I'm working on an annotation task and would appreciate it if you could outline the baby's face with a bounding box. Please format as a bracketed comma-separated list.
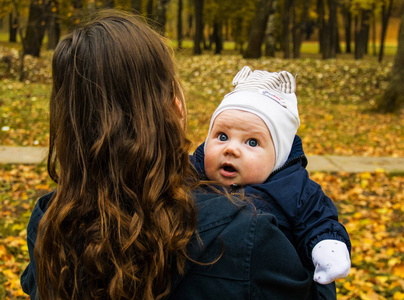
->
[204, 110, 275, 187]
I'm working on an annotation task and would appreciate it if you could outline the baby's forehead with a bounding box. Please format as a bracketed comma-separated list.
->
[213, 110, 271, 136]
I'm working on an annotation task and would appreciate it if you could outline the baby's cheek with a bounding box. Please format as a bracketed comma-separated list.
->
[204, 154, 216, 180]
[250, 163, 273, 184]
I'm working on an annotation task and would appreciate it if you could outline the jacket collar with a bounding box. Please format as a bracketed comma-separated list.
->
[169, 191, 246, 297]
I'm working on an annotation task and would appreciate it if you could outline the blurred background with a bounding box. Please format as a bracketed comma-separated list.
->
[0, 0, 403, 299]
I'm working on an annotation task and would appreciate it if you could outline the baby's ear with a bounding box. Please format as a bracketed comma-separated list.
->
[232, 66, 252, 86]
[279, 71, 296, 93]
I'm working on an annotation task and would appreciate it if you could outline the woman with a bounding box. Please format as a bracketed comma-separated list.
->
[21, 9, 318, 299]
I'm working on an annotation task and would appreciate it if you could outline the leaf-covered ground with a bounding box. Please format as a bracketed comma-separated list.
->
[1, 46, 403, 156]
[1, 47, 403, 299]
[1, 166, 403, 299]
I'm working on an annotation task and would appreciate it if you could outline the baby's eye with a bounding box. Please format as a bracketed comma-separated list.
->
[218, 133, 228, 141]
[247, 139, 258, 147]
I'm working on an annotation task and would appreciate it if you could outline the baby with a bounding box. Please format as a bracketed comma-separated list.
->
[191, 66, 351, 288]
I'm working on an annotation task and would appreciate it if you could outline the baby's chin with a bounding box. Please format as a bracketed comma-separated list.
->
[220, 178, 263, 187]
[208, 173, 247, 187]
[218, 179, 245, 188]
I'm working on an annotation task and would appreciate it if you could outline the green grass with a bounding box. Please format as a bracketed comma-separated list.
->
[0, 41, 403, 157]
[169, 39, 398, 57]
[0, 82, 51, 146]
[0, 28, 398, 57]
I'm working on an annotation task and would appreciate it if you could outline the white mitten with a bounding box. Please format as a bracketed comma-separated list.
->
[312, 239, 351, 284]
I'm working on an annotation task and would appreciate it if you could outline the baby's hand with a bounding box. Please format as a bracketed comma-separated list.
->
[311, 239, 351, 284]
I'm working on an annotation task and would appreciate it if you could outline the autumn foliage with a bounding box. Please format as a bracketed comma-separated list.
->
[0, 47, 403, 299]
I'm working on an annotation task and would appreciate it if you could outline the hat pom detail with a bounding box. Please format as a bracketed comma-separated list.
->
[232, 66, 252, 86]
[279, 71, 296, 94]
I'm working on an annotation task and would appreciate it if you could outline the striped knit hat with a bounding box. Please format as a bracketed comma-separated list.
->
[205, 66, 300, 172]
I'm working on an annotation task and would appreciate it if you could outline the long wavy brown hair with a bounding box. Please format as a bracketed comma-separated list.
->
[35, 10, 197, 300]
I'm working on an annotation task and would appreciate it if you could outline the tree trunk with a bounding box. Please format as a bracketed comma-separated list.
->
[354, 13, 359, 58]
[264, 0, 278, 57]
[244, 0, 273, 59]
[317, 0, 324, 54]
[233, 17, 244, 54]
[193, 0, 204, 54]
[282, 0, 292, 58]
[71, 0, 83, 8]
[355, 9, 370, 59]
[103, 0, 114, 8]
[147, 0, 154, 20]
[11, 0, 26, 81]
[177, 0, 183, 49]
[322, 20, 331, 58]
[225, 19, 230, 40]
[322, 0, 337, 59]
[335, 8, 341, 54]
[364, 12, 370, 54]
[47, 1, 60, 50]
[185, 0, 193, 38]
[131, 0, 142, 13]
[342, 4, 351, 53]
[24, 0, 51, 57]
[377, 9, 404, 112]
[292, 0, 309, 59]
[156, 0, 170, 35]
[379, 0, 394, 62]
[202, 24, 208, 50]
[212, 20, 222, 54]
[372, 8, 377, 56]
[9, 12, 18, 43]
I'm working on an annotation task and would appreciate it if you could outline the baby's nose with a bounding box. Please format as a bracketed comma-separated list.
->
[223, 143, 241, 157]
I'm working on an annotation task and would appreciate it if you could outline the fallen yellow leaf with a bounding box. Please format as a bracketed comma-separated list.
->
[393, 263, 404, 277]
[394, 291, 404, 300]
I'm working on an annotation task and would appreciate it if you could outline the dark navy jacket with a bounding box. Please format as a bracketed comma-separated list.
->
[21, 190, 321, 299]
[191, 135, 351, 269]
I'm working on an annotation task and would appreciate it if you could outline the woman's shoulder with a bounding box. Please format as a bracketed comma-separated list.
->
[170, 192, 315, 299]
[32, 191, 54, 217]
[26, 191, 54, 238]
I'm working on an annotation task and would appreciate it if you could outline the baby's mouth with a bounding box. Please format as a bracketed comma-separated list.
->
[223, 165, 236, 172]
[220, 164, 237, 177]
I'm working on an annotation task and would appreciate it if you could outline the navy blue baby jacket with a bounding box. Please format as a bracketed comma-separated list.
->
[191, 135, 351, 269]
[21, 190, 321, 299]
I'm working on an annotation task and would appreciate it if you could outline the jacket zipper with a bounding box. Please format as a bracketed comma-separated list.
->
[270, 154, 306, 177]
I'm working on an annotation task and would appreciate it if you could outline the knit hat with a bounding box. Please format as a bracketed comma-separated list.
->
[205, 66, 300, 172]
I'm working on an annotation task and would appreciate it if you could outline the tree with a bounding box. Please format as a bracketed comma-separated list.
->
[327, 0, 338, 58]
[155, 0, 170, 35]
[264, 0, 278, 57]
[292, 0, 310, 58]
[24, 0, 52, 57]
[282, 0, 293, 58]
[10, 0, 27, 81]
[147, 0, 154, 20]
[212, 18, 222, 54]
[318, 0, 338, 59]
[341, 1, 352, 53]
[177, 0, 183, 49]
[47, 0, 60, 50]
[379, 0, 394, 62]
[317, 0, 324, 53]
[194, 0, 204, 54]
[9, 11, 18, 42]
[131, 0, 142, 13]
[244, 0, 273, 59]
[355, 8, 370, 59]
[103, 0, 114, 8]
[377, 9, 404, 112]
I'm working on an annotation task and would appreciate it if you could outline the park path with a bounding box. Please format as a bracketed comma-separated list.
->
[0, 146, 403, 173]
